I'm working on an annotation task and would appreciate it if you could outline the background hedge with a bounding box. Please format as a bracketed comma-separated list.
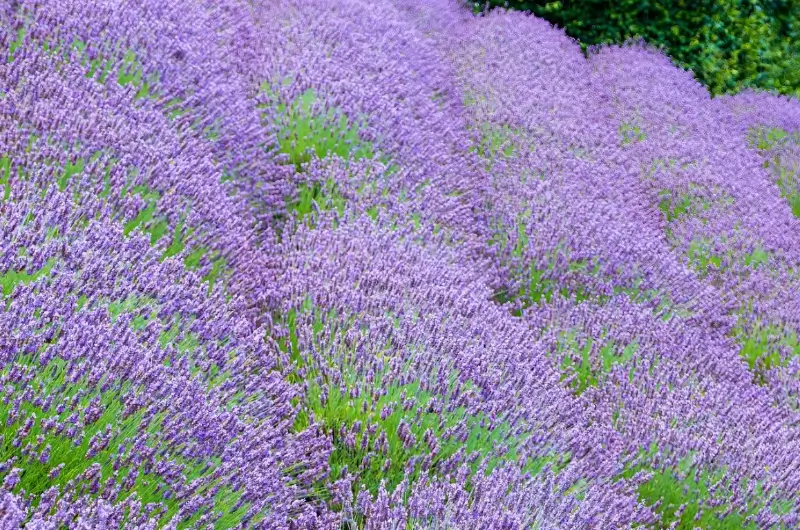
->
[477, 0, 800, 97]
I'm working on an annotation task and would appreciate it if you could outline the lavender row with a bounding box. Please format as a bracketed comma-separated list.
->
[3, 0, 800, 528]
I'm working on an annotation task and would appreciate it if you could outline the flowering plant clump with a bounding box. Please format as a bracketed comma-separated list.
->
[1, 0, 800, 528]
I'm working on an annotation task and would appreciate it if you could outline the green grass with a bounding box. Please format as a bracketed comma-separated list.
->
[612, 442, 795, 530]
[620, 121, 647, 145]
[259, 82, 389, 232]
[261, 81, 451, 239]
[631, 457, 760, 529]
[286, 179, 347, 224]
[0, 346, 181, 525]
[490, 220, 688, 322]
[4, 147, 230, 293]
[1, 155, 12, 201]
[277, 302, 548, 524]
[658, 190, 699, 224]
[261, 84, 374, 169]
[472, 122, 522, 160]
[686, 236, 769, 277]
[750, 126, 800, 218]
[0, 289, 277, 527]
[752, 127, 793, 151]
[5, 28, 232, 292]
[730, 307, 800, 385]
[0, 258, 57, 297]
[553, 329, 638, 394]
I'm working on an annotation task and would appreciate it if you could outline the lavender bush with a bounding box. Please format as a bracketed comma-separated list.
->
[1, 0, 800, 528]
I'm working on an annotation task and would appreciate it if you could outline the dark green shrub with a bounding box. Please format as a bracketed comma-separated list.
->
[478, 0, 800, 97]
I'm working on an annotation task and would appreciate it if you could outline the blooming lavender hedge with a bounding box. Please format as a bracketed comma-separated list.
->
[2, 0, 800, 528]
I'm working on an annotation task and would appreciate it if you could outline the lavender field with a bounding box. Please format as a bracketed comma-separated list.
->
[1, 0, 800, 528]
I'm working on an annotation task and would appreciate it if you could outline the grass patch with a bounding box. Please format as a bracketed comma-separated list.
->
[278, 302, 540, 517]
[750, 126, 800, 218]
[0, 258, 57, 297]
[620, 121, 646, 145]
[286, 179, 347, 223]
[472, 122, 522, 160]
[731, 309, 800, 385]
[619, 448, 766, 530]
[687, 237, 769, 277]
[0, 292, 268, 527]
[552, 329, 638, 394]
[261, 84, 373, 169]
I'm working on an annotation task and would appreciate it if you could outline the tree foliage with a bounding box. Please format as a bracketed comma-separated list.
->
[480, 0, 800, 96]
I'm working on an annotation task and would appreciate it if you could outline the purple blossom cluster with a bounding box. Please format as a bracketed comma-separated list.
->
[2, 0, 800, 528]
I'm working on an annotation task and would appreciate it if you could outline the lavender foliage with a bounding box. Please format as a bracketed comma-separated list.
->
[1, 0, 800, 528]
